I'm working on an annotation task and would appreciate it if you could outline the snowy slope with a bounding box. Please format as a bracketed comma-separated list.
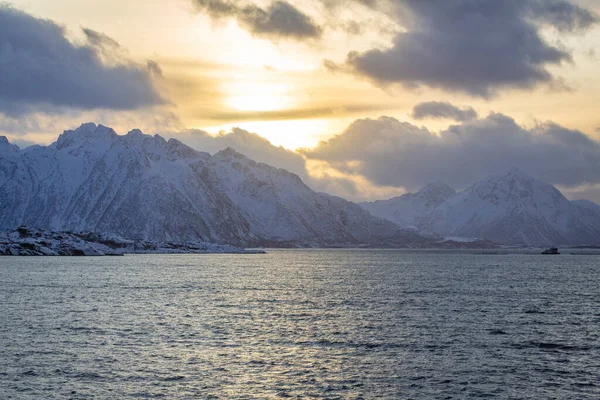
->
[571, 199, 600, 241]
[204, 148, 431, 246]
[572, 199, 600, 215]
[360, 182, 456, 227]
[419, 169, 600, 246]
[0, 124, 431, 247]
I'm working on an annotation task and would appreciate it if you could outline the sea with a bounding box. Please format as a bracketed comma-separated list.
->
[1, 249, 599, 399]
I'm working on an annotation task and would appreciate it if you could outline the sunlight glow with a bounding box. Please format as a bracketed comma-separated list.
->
[206, 118, 344, 150]
[225, 81, 293, 112]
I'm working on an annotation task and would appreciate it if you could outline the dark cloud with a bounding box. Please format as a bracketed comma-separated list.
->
[146, 61, 163, 77]
[82, 28, 120, 50]
[337, 0, 597, 97]
[412, 102, 478, 122]
[0, 6, 164, 116]
[303, 113, 600, 191]
[529, 0, 598, 30]
[193, 0, 322, 40]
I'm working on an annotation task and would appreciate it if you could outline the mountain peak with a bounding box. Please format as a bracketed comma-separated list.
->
[0, 136, 20, 154]
[414, 181, 456, 206]
[56, 123, 118, 149]
[76, 122, 97, 132]
[90, 124, 116, 137]
[126, 128, 144, 138]
[123, 129, 165, 145]
[166, 137, 200, 159]
[216, 147, 246, 159]
[471, 167, 558, 202]
[419, 181, 456, 195]
[504, 167, 531, 180]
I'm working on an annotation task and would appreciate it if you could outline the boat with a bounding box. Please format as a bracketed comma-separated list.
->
[541, 247, 560, 255]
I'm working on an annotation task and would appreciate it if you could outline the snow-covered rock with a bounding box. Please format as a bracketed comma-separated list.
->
[0, 227, 262, 256]
[0, 227, 120, 256]
[0, 124, 431, 248]
[360, 182, 456, 227]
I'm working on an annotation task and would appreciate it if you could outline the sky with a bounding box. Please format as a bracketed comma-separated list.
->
[2, 0, 600, 202]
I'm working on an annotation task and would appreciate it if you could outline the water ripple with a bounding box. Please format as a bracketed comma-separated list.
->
[1, 250, 599, 398]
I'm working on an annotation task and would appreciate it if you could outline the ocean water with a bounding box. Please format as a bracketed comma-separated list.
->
[1, 249, 599, 399]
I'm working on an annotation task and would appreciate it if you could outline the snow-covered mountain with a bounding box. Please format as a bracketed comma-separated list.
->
[419, 169, 600, 246]
[0, 123, 430, 247]
[360, 182, 456, 227]
[361, 169, 600, 246]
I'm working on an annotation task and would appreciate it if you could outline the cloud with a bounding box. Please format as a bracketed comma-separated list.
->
[193, 0, 322, 40]
[199, 103, 394, 123]
[0, 5, 164, 116]
[303, 113, 600, 191]
[412, 101, 478, 122]
[170, 127, 373, 199]
[3, 137, 37, 149]
[0, 109, 185, 148]
[175, 127, 310, 176]
[335, 0, 598, 97]
[529, 0, 598, 30]
[561, 184, 600, 204]
[82, 28, 120, 50]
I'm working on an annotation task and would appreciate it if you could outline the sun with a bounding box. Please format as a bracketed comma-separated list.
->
[224, 81, 292, 112]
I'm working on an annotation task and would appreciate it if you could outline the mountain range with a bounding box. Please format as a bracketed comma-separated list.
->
[2, 123, 599, 248]
[0, 123, 428, 248]
[361, 168, 600, 246]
